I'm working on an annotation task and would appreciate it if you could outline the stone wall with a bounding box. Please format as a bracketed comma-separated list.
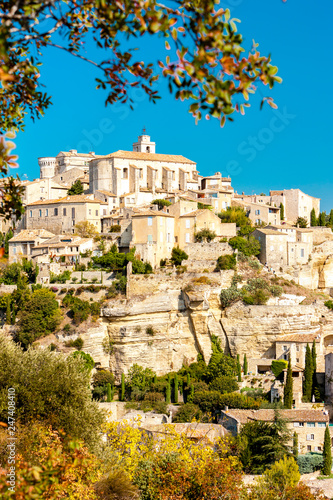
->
[184, 241, 232, 260]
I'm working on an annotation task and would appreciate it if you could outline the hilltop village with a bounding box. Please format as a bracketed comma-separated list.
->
[1, 131, 333, 460]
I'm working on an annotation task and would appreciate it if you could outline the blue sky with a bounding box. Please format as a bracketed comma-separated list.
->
[14, 0, 333, 211]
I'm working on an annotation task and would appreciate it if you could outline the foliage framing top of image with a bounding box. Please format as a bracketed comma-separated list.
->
[0, 0, 282, 135]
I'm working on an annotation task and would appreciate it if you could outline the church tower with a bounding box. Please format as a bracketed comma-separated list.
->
[132, 128, 156, 154]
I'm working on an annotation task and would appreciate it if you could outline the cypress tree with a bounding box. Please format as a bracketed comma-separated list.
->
[293, 431, 298, 458]
[311, 339, 318, 400]
[322, 425, 332, 476]
[310, 208, 317, 227]
[187, 383, 194, 403]
[6, 297, 11, 325]
[106, 383, 112, 402]
[319, 211, 327, 227]
[303, 343, 313, 402]
[153, 374, 157, 384]
[280, 203, 285, 221]
[237, 354, 242, 382]
[121, 373, 125, 401]
[186, 372, 191, 387]
[166, 380, 171, 404]
[329, 209, 333, 227]
[174, 374, 179, 404]
[243, 354, 248, 376]
[11, 304, 16, 325]
[283, 357, 293, 409]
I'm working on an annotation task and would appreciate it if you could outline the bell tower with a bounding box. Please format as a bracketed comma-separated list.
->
[132, 127, 156, 154]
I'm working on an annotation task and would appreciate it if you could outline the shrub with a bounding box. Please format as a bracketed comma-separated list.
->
[192, 276, 211, 285]
[216, 254, 236, 270]
[160, 258, 167, 267]
[50, 270, 71, 284]
[194, 228, 216, 242]
[171, 247, 188, 266]
[209, 376, 238, 394]
[229, 235, 260, 256]
[297, 453, 323, 474]
[92, 369, 115, 388]
[271, 359, 288, 378]
[257, 456, 300, 494]
[270, 285, 283, 297]
[173, 403, 202, 423]
[151, 199, 172, 210]
[109, 224, 121, 232]
[65, 337, 84, 349]
[193, 390, 261, 413]
[146, 326, 155, 336]
[325, 300, 333, 311]
[220, 286, 242, 308]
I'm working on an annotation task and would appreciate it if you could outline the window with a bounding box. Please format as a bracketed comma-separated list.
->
[315, 446, 322, 452]
[95, 210, 98, 216]
[39, 209, 42, 217]
[103, 209, 106, 215]
[45, 209, 48, 217]
[123, 168, 128, 179]
[293, 422, 304, 427]
[148, 217, 152, 226]
[300, 248, 305, 257]
[147, 234, 153, 242]
[255, 209, 260, 215]
[296, 358, 299, 363]
[89, 209, 92, 215]
[296, 345, 300, 351]
[306, 434, 315, 441]
[41, 187, 44, 193]
[29, 210, 32, 217]
[185, 233, 190, 243]
[318, 422, 326, 427]
[54, 208, 58, 216]
[307, 445, 312, 452]
[63, 208, 66, 216]
[167, 233, 171, 243]
[283, 354, 288, 360]
[13, 247, 16, 254]
[307, 422, 315, 427]
[72, 208, 75, 218]
[283, 346, 288, 351]
[186, 219, 191, 229]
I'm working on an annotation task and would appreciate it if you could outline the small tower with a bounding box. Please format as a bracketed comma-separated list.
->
[132, 128, 156, 154]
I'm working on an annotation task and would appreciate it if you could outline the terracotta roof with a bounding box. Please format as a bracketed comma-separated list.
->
[224, 409, 329, 424]
[254, 228, 289, 236]
[96, 190, 117, 197]
[33, 236, 92, 249]
[132, 210, 174, 218]
[179, 209, 211, 218]
[276, 333, 321, 343]
[104, 150, 196, 164]
[27, 195, 107, 206]
[10, 229, 55, 242]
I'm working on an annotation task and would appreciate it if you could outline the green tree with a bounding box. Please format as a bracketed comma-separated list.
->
[121, 373, 125, 402]
[205, 336, 236, 382]
[0, 335, 104, 451]
[166, 380, 171, 405]
[171, 247, 188, 266]
[237, 354, 242, 382]
[257, 455, 300, 495]
[271, 359, 288, 378]
[106, 382, 112, 402]
[4, 228, 13, 255]
[303, 343, 313, 402]
[216, 254, 236, 271]
[15, 288, 62, 347]
[67, 179, 84, 195]
[72, 351, 95, 371]
[228, 235, 260, 257]
[310, 208, 317, 227]
[280, 202, 285, 221]
[209, 375, 238, 394]
[5, 296, 11, 325]
[174, 374, 179, 404]
[283, 357, 293, 409]
[322, 425, 332, 475]
[318, 211, 327, 227]
[151, 199, 172, 210]
[296, 217, 308, 228]
[293, 431, 299, 459]
[243, 354, 248, 376]
[218, 207, 253, 235]
[328, 209, 333, 227]
[194, 228, 216, 242]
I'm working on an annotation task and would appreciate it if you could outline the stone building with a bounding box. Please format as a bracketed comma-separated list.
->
[30, 235, 93, 265]
[8, 229, 55, 264]
[195, 188, 233, 213]
[39, 150, 100, 179]
[177, 209, 229, 248]
[201, 172, 232, 190]
[25, 195, 106, 234]
[89, 132, 200, 197]
[131, 210, 175, 268]
[232, 199, 280, 226]
[252, 228, 288, 267]
[219, 409, 329, 454]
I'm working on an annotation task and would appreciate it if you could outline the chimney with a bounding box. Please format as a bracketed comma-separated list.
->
[69, 149, 77, 154]
[89, 151, 95, 155]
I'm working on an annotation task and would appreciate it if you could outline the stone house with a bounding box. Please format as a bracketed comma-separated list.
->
[201, 172, 232, 191]
[8, 229, 55, 264]
[25, 195, 106, 234]
[95, 189, 118, 214]
[131, 210, 175, 268]
[39, 150, 101, 179]
[232, 199, 280, 226]
[89, 133, 199, 196]
[219, 409, 329, 454]
[196, 188, 233, 213]
[30, 235, 93, 266]
[252, 228, 289, 267]
[177, 209, 224, 248]
[275, 333, 323, 373]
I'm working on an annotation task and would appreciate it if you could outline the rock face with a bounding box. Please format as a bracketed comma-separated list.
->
[98, 273, 333, 380]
